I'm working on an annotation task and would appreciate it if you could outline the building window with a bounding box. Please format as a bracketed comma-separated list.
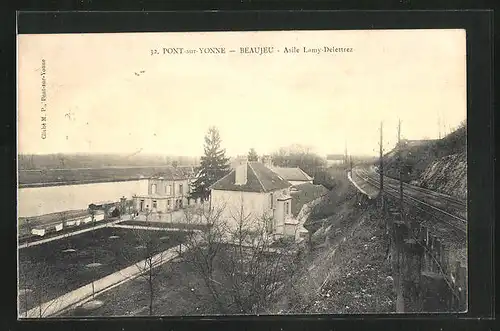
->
[179, 184, 184, 195]
[166, 185, 171, 195]
[284, 201, 289, 215]
[153, 200, 157, 209]
[270, 193, 274, 209]
[151, 184, 157, 194]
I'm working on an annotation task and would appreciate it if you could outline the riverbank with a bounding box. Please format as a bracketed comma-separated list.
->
[18, 177, 147, 189]
[18, 165, 195, 188]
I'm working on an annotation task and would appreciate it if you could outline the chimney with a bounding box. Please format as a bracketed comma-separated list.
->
[235, 156, 248, 185]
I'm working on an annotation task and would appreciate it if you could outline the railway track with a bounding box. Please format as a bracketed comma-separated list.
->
[370, 168, 466, 210]
[352, 168, 467, 234]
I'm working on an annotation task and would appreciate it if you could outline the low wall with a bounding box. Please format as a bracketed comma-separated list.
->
[386, 209, 467, 312]
[30, 212, 106, 237]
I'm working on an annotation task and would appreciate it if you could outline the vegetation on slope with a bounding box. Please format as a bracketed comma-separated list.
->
[274, 181, 395, 314]
[381, 122, 466, 184]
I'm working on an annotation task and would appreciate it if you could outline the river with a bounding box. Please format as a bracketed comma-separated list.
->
[18, 180, 149, 218]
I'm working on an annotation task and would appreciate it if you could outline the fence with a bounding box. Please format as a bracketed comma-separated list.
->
[387, 207, 467, 312]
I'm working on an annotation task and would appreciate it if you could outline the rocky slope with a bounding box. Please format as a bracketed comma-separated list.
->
[381, 123, 466, 200]
[415, 152, 467, 200]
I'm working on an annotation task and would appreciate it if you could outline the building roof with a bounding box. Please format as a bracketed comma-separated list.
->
[270, 166, 313, 182]
[290, 183, 329, 217]
[151, 166, 193, 180]
[210, 161, 292, 193]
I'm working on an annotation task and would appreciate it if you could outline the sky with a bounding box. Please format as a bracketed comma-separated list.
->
[17, 30, 466, 157]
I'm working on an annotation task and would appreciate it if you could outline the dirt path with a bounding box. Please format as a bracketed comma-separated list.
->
[22, 237, 197, 318]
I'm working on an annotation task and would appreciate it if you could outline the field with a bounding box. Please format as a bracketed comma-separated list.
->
[18, 166, 180, 187]
[18, 227, 188, 313]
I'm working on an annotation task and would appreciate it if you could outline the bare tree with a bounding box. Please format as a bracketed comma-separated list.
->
[219, 205, 300, 314]
[180, 203, 229, 313]
[19, 256, 64, 318]
[181, 201, 301, 314]
[87, 209, 98, 298]
[123, 208, 167, 315]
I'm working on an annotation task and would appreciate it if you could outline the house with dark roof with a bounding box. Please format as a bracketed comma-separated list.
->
[132, 166, 198, 215]
[269, 166, 313, 186]
[210, 157, 298, 237]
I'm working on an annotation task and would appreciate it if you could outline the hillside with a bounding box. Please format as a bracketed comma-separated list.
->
[273, 174, 395, 314]
[415, 152, 467, 200]
[381, 123, 466, 183]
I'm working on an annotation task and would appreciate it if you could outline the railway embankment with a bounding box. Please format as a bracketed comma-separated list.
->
[272, 171, 396, 314]
[343, 167, 467, 312]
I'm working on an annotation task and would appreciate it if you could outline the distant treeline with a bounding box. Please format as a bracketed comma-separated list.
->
[18, 153, 200, 170]
[270, 147, 374, 190]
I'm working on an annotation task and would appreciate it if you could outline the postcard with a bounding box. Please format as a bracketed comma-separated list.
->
[17, 29, 467, 318]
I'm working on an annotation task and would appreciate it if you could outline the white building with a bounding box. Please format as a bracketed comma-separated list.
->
[132, 166, 197, 214]
[210, 158, 298, 237]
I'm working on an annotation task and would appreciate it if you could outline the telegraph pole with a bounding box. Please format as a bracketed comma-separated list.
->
[379, 122, 384, 211]
[395, 119, 405, 313]
[437, 115, 442, 139]
[397, 119, 405, 224]
[344, 141, 348, 167]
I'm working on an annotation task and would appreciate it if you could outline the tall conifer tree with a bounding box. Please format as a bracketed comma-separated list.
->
[190, 126, 230, 201]
[247, 148, 259, 161]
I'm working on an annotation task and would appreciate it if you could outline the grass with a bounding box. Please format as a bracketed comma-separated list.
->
[281, 203, 395, 314]
[62, 244, 295, 317]
[63, 256, 216, 317]
[18, 227, 188, 313]
[310, 212, 396, 314]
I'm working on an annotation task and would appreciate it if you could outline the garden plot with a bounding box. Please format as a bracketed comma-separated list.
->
[18, 227, 188, 314]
